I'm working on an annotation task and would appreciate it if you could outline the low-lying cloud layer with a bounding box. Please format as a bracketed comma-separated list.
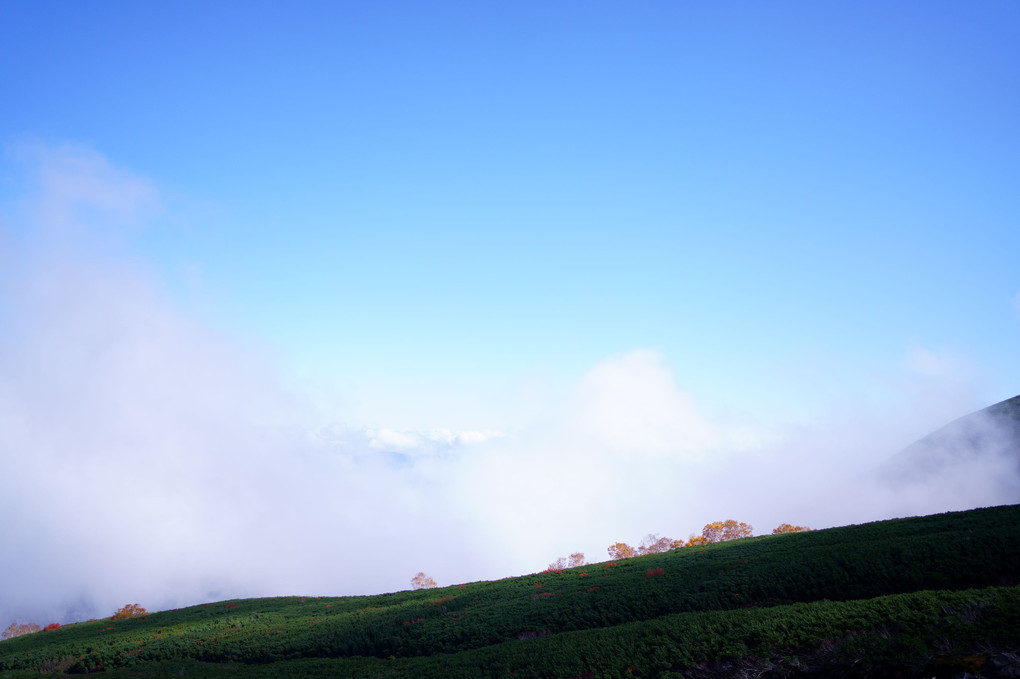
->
[1, 145, 1016, 628]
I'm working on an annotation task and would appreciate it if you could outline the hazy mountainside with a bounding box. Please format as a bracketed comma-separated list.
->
[2, 505, 1019, 678]
[884, 394, 1020, 489]
[907, 394, 1020, 461]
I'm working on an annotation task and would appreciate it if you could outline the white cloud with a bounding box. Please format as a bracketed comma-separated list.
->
[566, 349, 717, 458]
[906, 345, 955, 377]
[35, 145, 157, 213]
[2, 144, 1015, 629]
[0, 146, 498, 626]
[361, 426, 505, 452]
[369, 428, 421, 450]
[9, 142, 161, 243]
[448, 429, 503, 445]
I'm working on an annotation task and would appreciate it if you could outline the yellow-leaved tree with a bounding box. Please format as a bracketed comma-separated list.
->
[772, 523, 811, 534]
[111, 604, 147, 620]
[701, 519, 753, 543]
[607, 542, 635, 559]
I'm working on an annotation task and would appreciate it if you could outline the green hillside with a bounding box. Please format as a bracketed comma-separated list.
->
[2, 504, 1019, 678]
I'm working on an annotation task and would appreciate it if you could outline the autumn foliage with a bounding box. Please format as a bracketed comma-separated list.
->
[2, 622, 40, 639]
[111, 604, 148, 620]
[411, 572, 438, 590]
[607, 542, 636, 559]
[607, 519, 763, 559]
[700, 520, 754, 543]
[773, 523, 812, 534]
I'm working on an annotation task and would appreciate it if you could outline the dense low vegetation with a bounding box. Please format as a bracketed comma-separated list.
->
[2, 504, 1019, 677]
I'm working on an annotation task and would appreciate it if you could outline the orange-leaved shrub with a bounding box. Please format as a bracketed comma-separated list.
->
[111, 604, 148, 620]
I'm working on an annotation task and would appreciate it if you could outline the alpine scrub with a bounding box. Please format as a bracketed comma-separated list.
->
[1, 504, 1018, 677]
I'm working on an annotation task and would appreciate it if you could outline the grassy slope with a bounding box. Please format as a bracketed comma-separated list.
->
[2, 504, 1019, 678]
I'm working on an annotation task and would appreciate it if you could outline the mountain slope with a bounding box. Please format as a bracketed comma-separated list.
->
[884, 394, 1020, 492]
[2, 504, 1019, 678]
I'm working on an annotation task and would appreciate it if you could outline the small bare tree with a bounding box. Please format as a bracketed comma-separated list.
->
[637, 534, 675, 555]
[411, 572, 437, 590]
[2, 622, 41, 639]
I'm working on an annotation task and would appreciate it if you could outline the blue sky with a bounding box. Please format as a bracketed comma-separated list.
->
[1, 2, 1019, 624]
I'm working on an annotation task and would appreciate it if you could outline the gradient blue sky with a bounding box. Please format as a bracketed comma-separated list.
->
[5, 2, 1019, 417]
[1, 2, 1019, 623]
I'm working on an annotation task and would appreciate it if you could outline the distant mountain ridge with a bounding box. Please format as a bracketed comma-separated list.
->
[983, 393, 1020, 439]
[886, 394, 1020, 490]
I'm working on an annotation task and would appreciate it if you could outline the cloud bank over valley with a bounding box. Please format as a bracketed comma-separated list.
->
[0, 146, 1017, 628]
